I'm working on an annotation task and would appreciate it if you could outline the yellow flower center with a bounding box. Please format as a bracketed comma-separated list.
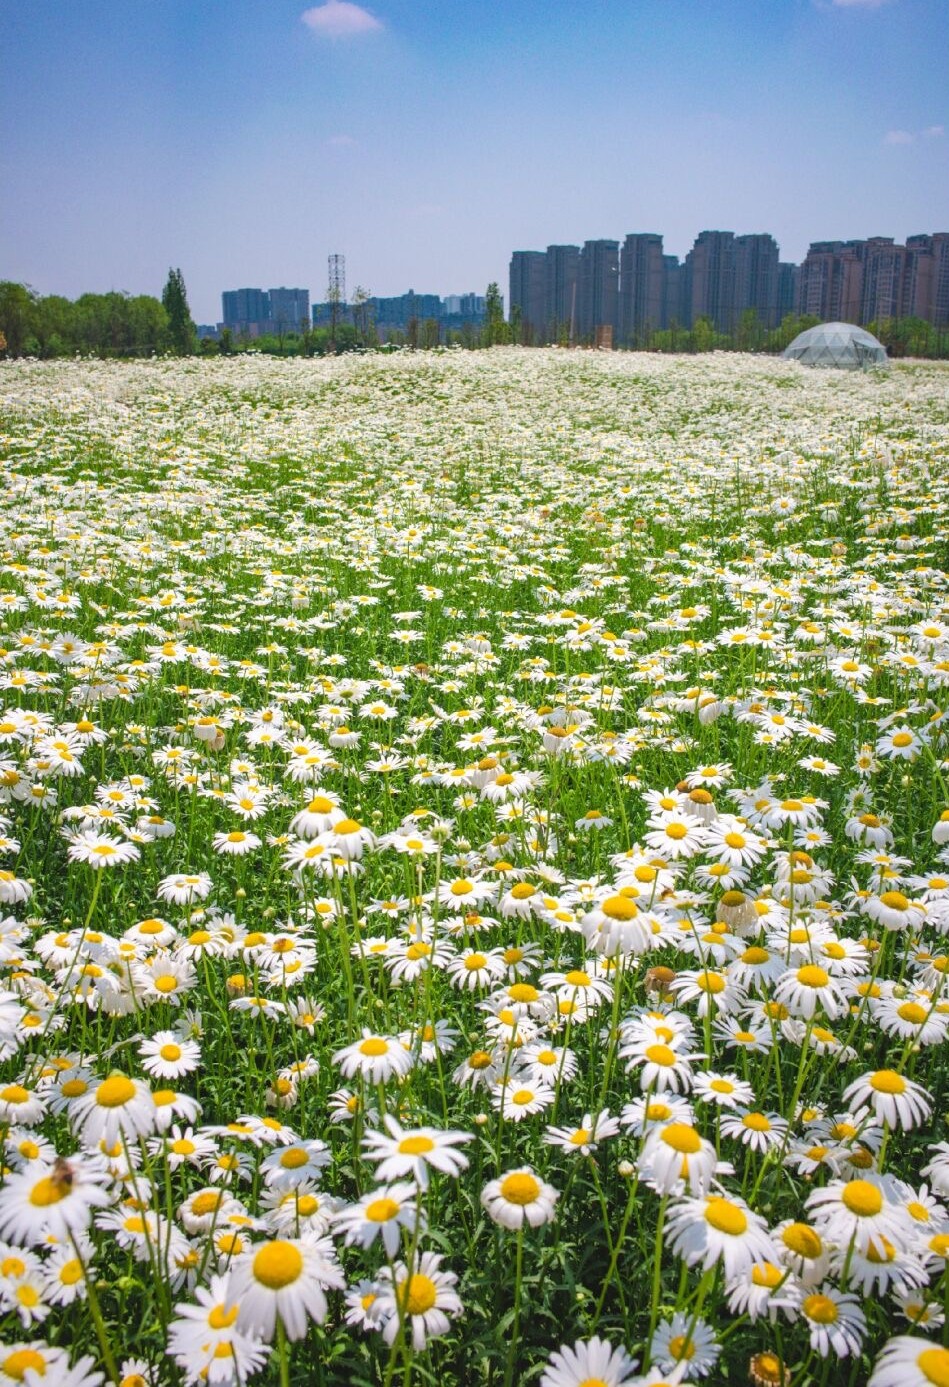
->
[208, 1303, 239, 1330]
[918, 1347, 949, 1386]
[359, 1037, 388, 1056]
[252, 1240, 303, 1289]
[564, 970, 591, 987]
[704, 1197, 748, 1235]
[366, 1198, 401, 1223]
[841, 1179, 883, 1216]
[802, 1293, 838, 1324]
[499, 1172, 541, 1204]
[880, 891, 909, 911]
[191, 1191, 222, 1216]
[601, 895, 639, 919]
[668, 1334, 695, 1361]
[401, 1272, 437, 1315]
[797, 965, 830, 989]
[398, 1135, 435, 1154]
[96, 1074, 136, 1108]
[781, 1222, 822, 1258]
[3, 1349, 47, 1380]
[869, 1069, 906, 1094]
[508, 983, 538, 1003]
[661, 1123, 701, 1154]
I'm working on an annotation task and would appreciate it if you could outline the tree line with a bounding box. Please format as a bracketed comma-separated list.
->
[0, 270, 197, 358]
[3, 275, 948, 359]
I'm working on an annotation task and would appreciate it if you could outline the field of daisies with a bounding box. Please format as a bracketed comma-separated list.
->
[0, 348, 948, 1387]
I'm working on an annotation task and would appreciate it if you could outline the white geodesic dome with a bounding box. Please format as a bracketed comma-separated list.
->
[783, 322, 889, 370]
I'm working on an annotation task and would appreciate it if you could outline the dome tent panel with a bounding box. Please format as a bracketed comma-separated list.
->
[783, 322, 889, 370]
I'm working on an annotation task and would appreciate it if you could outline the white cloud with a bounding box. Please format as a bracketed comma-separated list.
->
[830, 0, 892, 9]
[325, 134, 358, 147]
[883, 125, 945, 146]
[301, 2, 382, 38]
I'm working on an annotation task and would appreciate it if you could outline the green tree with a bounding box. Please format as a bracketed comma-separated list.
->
[0, 282, 38, 356]
[161, 268, 196, 355]
[482, 282, 509, 346]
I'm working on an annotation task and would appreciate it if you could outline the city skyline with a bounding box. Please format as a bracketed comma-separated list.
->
[2, 1, 947, 323]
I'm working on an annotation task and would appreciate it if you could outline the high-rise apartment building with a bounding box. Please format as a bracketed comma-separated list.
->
[509, 252, 547, 343]
[904, 234, 949, 324]
[734, 234, 780, 326]
[545, 245, 580, 341]
[222, 288, 271, 335]
[777, 263, 799, 320]
[683, 231, 737, 331]
[576, 240, 619, 342]
[662, 256, 684, 328]
[618, 234, 664, 344]
[268, 288, 310, 332]
[860, 239, 906, 323]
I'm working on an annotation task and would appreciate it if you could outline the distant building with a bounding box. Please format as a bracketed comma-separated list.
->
[222, 288, 271, 337]
[662, 255, 684, 329]
[544, 245, 580, 342]
[576, 240, 619, 342]
[777, 262, 798, 320]
[618, 234, 664, 345]
[268, 287, 310, 333]
[684, 231, 737, 331]
[734, 234, 780, 327]
[860, 238, 905, 323]
[796, 235, 949, 327]
[509, 252, 547, 343]
[221, 286, 309, 337]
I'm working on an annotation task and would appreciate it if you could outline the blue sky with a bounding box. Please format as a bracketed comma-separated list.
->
[1, 0, 946, 321]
